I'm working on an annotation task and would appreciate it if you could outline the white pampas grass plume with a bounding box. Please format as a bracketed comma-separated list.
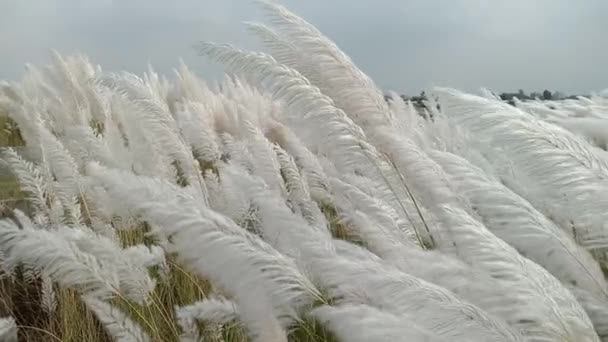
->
[440, 204, 599, 341]
[83, 296, 151, 342]
[228, 166, 520, 341]
[311, 304, 443, 342]
[0, 218, 120, 299]
[40, 274, 57, 315]
[58, 228, 156, 304]
[175, 297, 239, 335]
[568, 287, 608, 340]
[432, 149, 608, 298]
[1, 148, 50, 217]
[434, 87, 608, 251]
[87, 163, 315, 342]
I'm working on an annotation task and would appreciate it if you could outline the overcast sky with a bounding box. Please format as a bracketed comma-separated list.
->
[0, 0, 606, 94]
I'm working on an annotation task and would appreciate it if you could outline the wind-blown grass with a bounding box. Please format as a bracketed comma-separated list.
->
[1, 1, 608, 341]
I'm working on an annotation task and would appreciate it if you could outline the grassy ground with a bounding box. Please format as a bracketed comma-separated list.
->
[0, 115, 25, 210]
[0, 115, 23, 147]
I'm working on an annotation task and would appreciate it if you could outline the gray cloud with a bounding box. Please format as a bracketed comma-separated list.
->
[0, 0, 606, 94]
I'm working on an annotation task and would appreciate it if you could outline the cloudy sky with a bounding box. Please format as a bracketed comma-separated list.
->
[0, 0, 606, 95]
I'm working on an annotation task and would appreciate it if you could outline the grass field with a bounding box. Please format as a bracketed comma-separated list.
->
[0, 2, 607, 341]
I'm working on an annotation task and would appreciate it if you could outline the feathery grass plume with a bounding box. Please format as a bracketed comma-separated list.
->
[1, 148, 49, 216]
[40, 274, 57, 315]
[199, 43, 429, 246]
[0, 83, 45, 158]
[56, 228, 157, 304]
[123, 244, 167, 270]
[332, 234, 512, 312]
[101, 98, 173, 178]
[265, 122, 332, 204]
[274, 146, 326, 229]
[110, 112, 175, 178]
[219, 132, 255, 172]
[422, 112, 495, 171]
[251, 1, 444, 211]
[0, 218, 120, 299]
[96, 72, 209, 204]
[341, 170, 435, 245]
[173, 61, 213, 102]
[1, 3, 607, 340]
[440, 204, 599, 341]
[316, 254, 520, 341]
[332, 239, 379, 261]
[431, 149, 608, 298]
[222, 164, 332, 255]
[17, 56, 93, 138]
[384, 91, 428, 144]
[203, 166, 253, 225]
[0, 316, 17, 342]
[38, 124, 83, 215]
[62, 125, 118, 169]
[47, 51, 90, 122]
[311, 304, 443, 342]
[87, 164, 320, 340]
[228, 166, 521, 341]
[356, 94, 595, 339]
[197, 45, 381, 193]
[362, 128, 473, 248]
[364, 204, 594, 339]
[547, 117, 608, 151]
[328, 176, 418, 248]
[254, 0, 391, 130]
[243, 22, 304, 78]
[197, 43, 369, 170]
[241, 120, 285, 194]
[325, 216, 531, 335]
[217, 76, 281, 132]
[175, 297, 239, 336]
[173, 101, 221, 165]
[434, 88, 608, 253]
[83, 296, 151, 342]
[212, 98, 241, 139]
[246, 9, 448, 247]
[478, 88, 501, 101]
[569, 286, 608, 341]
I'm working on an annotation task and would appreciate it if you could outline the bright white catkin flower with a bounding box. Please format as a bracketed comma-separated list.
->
[0, 218, 120, 299]
[434, 88, 608, 252]
[1, 148, 50, 217]
[87, 164, 317, 342]
[431, 149, 608, 298]
[40, 274, 57, 315]
[227, 167, 522, 341]
[57, 228, 157, 304]
[312, 304, 443, 342]
[175, 296, 239, 335]
[83, 296, 151, 342]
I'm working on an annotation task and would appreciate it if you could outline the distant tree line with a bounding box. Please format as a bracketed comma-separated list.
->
[383, 91, 429, 107]
[385, 89, 589, 108]
[495, 89, 587, 103]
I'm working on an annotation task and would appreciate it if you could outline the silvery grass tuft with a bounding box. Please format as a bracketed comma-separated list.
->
[0, 1, 608, 341]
